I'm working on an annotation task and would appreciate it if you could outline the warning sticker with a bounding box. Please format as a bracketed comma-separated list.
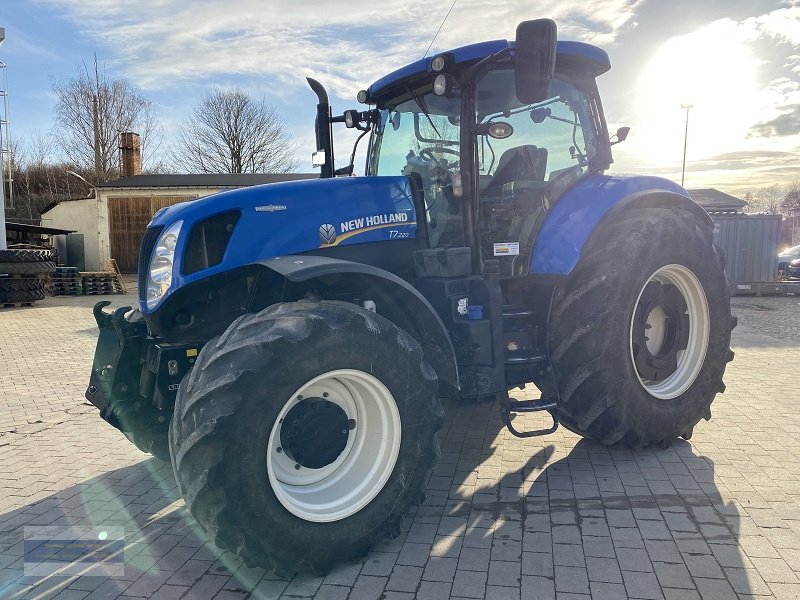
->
[493, 242, 520, 256]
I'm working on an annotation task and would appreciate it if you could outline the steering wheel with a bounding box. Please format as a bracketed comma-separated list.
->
[419, 147, 460, 168]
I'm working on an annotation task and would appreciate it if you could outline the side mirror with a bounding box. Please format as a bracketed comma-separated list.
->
[515, 19, 557, 104]
[610, 126, 630, 145]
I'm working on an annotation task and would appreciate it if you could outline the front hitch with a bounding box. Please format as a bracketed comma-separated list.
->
[85, 301, 147, 426]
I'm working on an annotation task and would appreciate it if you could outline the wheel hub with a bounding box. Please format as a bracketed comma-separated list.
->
[266, 370, 402, 522]
[631, 281, 690, 381]
[629, 264, 710, 400]
[280, 399, 350, 469]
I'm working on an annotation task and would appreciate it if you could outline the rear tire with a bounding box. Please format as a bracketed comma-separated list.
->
[0, 277, 46, 293]
[548, 207, 735, 447]
[0, 261, 57, 275]
[169, 300, 442, 574]
[0, 288, 46, 303]
[0, 249, 52, 262]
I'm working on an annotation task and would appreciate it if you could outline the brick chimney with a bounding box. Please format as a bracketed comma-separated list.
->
[119, 132, 141, 177]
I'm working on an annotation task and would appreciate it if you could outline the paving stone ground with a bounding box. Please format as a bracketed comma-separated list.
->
[0, 289, 799, 600]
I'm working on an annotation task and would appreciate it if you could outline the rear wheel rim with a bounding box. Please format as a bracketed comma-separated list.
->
[266, 369, 401, 522]
[629, 264, 710, 399]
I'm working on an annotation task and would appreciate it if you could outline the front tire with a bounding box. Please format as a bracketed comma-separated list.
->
[169, 301, 442, 574]
[548, 207, 735, 447]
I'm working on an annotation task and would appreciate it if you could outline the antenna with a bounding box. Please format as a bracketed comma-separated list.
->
[422, 0, 457, 59]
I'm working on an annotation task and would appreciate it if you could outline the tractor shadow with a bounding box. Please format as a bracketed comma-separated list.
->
[0, 458, 281, 600]
[402, 396, 757, 597]
[0, 399, 759, 599]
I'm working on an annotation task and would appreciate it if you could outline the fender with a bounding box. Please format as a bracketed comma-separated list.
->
[263, 255, 459, 388]
[531, 174, 707, 275]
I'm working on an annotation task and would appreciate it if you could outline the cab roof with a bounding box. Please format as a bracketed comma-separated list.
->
[366, 40, 610, 104]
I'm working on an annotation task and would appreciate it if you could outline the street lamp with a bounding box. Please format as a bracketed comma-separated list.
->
[680, 103, 693, 188]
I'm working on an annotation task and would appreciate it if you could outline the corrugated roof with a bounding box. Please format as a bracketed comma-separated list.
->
[97, 173, 319, 188]
[6, 222, 76, 235]
[688, 188, 747, 211]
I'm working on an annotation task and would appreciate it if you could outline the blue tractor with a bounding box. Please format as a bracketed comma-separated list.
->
[86, 20, 735, 573]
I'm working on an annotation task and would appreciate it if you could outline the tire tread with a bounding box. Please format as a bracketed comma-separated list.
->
[170, 300, 441, 574]
[549, 207, 735, 448]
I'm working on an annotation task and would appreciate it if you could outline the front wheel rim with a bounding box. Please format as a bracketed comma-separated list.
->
[266, 369, 401, 522]
[629, 264, 710, 400]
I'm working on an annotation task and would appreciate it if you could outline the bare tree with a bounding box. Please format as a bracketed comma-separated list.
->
[5, 133, 85, 222]
[52, 57, 162, 183]
[749, 183, 784, 214]
[171, 89, 297, 174]
[782, 180, 800, 213]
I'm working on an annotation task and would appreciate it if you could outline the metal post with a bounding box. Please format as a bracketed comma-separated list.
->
[0, 28, 7, 250]
[680, 103, 693, 188]
[0, 85, 5, 250]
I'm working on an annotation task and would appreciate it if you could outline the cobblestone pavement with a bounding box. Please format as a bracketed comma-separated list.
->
[0, 292, 798, 600]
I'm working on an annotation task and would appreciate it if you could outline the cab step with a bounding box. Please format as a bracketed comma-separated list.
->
[500, 396, 559, 438]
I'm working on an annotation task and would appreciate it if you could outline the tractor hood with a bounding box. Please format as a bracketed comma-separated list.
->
[144, 176, 419, 311]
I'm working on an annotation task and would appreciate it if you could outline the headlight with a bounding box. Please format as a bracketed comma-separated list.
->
[433, 73, 456, 96]
[146, 220, 182, 310]
[791, 258, 800, 266]
[431, 55, 447, 72]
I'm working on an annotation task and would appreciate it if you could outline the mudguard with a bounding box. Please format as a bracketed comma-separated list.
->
[263, 255, 459, 388]
[531, 174, 708, 275]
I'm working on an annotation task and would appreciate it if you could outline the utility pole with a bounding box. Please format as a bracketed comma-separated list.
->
[680, 103, 693, 188]
[0, 27, 7, 250]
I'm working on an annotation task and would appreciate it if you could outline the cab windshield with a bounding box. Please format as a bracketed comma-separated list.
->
[369, 91, 463, 248]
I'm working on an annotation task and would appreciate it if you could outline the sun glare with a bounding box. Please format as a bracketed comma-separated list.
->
[633, 22, 760, 170]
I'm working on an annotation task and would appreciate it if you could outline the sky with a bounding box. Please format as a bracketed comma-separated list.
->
[1, 0, 799, 197]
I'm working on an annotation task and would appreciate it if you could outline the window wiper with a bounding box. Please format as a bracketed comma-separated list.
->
[404, 85, 441, 139]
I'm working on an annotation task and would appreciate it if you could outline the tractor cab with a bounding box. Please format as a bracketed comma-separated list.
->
[319, 21, 614, 278]
[368, 65, 609, 276]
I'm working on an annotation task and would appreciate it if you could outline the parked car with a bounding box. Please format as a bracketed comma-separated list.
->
[778, 244, 800, 279]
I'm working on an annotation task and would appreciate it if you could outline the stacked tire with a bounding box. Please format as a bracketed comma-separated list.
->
[0, 249, 56, 305]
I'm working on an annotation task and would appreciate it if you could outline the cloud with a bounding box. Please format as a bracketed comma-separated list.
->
[707, 150, 794, 160]
[26, 0, 799, 193]
[749, 4, 800, 45]
[613, 5, 800, 191]
[751, 105, 800, 137]
[34, 0, 642, 101]
[1, 17, 62, 61]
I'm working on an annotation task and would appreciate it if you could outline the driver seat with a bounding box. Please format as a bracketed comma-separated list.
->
[482, 145, 548, 198]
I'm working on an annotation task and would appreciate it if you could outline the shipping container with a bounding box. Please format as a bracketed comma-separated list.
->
[711, 213, 781, 284]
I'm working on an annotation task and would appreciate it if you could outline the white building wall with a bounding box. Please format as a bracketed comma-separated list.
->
[41, 197, 105, 271]
[97, 192, 111, 269]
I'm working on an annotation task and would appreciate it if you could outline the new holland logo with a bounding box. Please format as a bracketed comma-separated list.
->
[319, 224, 337, 245]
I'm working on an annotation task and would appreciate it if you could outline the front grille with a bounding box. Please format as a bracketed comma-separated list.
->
[138, 225, 164, 303]
[183, 211, 241, 275]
